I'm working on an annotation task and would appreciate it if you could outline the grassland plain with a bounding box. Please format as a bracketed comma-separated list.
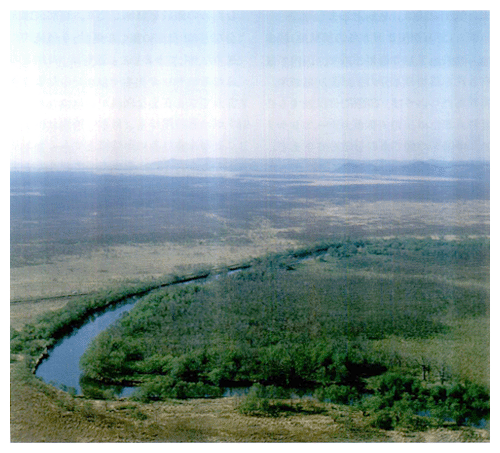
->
[10, 170, 488, 301]
[10, 169, 490, 443]
[10, 197, 488, 302]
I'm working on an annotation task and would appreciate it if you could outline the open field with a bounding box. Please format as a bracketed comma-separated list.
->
[10, 235, 297, 303]
[10, 166, 489, 442]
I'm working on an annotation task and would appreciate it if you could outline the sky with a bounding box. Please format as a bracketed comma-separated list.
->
[9, 10, 490, 168]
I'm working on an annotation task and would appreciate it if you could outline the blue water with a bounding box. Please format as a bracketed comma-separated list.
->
[36, 298, 139, 395]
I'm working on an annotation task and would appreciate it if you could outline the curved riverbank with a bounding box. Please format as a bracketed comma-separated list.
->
[22, 240, 345, 400]
[31, 251, 319, 395]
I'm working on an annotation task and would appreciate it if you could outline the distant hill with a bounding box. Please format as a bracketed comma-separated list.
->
[337, 160, 489, 180]
[142, 158, 344, 174]
[143, 158, 489, 180]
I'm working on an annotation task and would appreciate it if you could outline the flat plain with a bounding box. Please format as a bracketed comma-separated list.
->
[10, 169, 489, 303]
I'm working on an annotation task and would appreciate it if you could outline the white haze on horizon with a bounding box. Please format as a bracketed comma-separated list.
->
[10, 11, 490, 168]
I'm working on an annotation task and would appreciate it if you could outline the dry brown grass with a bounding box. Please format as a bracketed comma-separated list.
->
[11, 359, 387, 442]
[10, 359, 489, 443]
[287, 199, 489, 233]
[10, 227, 299, 304]
[10, 297, 73, 331]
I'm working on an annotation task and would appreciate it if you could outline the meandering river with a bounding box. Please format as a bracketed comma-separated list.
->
[35, 297, 140, 396]
[34, 264, 258, 397]
[34, 250, 328, 397]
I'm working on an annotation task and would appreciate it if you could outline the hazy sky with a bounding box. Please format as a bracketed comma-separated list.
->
[10, 10, 490, 167]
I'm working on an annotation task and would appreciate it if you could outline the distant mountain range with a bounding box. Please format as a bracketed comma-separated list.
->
[143, 159, 489, 180]
[11, 158, 489, 181]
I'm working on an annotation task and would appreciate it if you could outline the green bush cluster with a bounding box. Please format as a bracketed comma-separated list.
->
[132, 376, 223, 401]
[364, 373, 489, 429]
[81, 336, 386, 395]
[237, 384, 324, 417]
[314, 384, 359, 405]
[234, 364, 490, 429]
[238, 384, 286, 416]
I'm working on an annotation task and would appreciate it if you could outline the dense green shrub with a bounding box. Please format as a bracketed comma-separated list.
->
[370, 409, 395, 430]
[363, 372, 489, 429]
[314, 384, 358, 405]
[443, 383, 489, 426]
[238, 384, 297, 417]
[132, 376, 223, 402]
[238, 386, 273, 416]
